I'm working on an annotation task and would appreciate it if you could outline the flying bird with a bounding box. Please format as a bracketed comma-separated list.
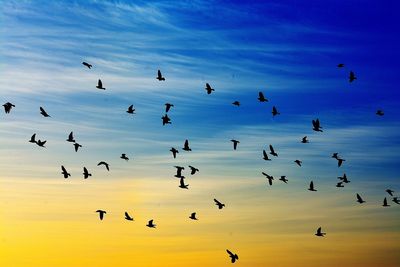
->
[356, 193, 366, 204]
[226, 249, 239, 263]
[214, 199, 225, 209]
[294, 160, 302, 167]
[386, 189, 394, 196]
[97, 161, 110, 171]
[189, 212, 198, 220]
[161, 114, 171, 125]
[269, 144, 278, 157]
[262, 150, 271, 161]
[205, 83, 215, 94]
[146, 219, 156, 228]
[182, 139, 191, 151]
[376, 110, 384, 116]
[257, 92, 268, 102]
[383, 197, 390, 207]
[3, 102, 15, 114]
[83, 167, 91, 179]
[349, 71, 357, 82]
[73, 143, 82, 152]
[39, 107, 50, 117]
[179, 177, 189, 189]
[174, 166, 185, 178]
[36, 140, 47, 147]
[232, 101, 240, 106]
[96, 79, 105, 90]
[29, 133, 36, 143]
[188, 165, 199, 175]
[231, 139, 240, 150]
[96, 210, 106, 220]
[262, 172, 274, 186]
[120, 153, 129, 161]
[308, 181, 317, 191]
[156, 70, 165, 81]
[338, 173, 350, 183]
[337, 63, 344, 68]
[315, 227, 326, 237]
[312, 119, 323, 132]
[66, 132, 75, 143]
[125, 212, 134, 221]
[170, 147, 178, 158]
[126, 105, 135, 114]
[82, 62, 92, 69]
[272, 106, 280, 116]
[165, 103, 174, 112]
[301, 136, 309, 143]
[279, 175, 288, 183]
[61, 165, 71, 178]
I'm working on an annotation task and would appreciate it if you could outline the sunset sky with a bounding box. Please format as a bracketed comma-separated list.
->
[1, 1, 399, 266]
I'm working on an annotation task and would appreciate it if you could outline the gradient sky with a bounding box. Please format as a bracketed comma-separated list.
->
[1, 1, 400, 266]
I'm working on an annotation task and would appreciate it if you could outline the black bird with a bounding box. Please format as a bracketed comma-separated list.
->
[73, 142, 82, 152]
[269, 144, 278, 157]
[315, 227, 326, 237]
[337, 63, 344, 68]
[383, 197, 390, 207]
[156, 70, 165, 81]
[376, 110, 384, 116]
[337, 158, 345, 167]
[126, 105, 135, 114]
[189, 212, 198, 220]
[96, 79, 105, 90]
[294, 160, 302, 167]
[232, 101, 240, 106]
[262, 150, 271, 161]
[393, 197, 400, 204]
[82, 62, 92, 69]
[338, 173, 350, 183]
[279, 175, 288, 183]
[301, 136, 309, 143]
[205, 83, 215, 94]
[165, 103, 174, 112]
[61, 165, 71, 178]
[356, 193, 366, 204]
[308, 181, 317, 191]
[83, 167, 91, 179]
[349, 71, 357, 82]
[174, 166, 185, 178]
[312, 119, 323, 132]
[120, 153, 129, 161]
[161, 114, 171, 125]
[257, 92, 268, 102]
[226, 250, 239, 263]
[36, 140, 46, 147]
[179, 177, 189, 189]
[262, 172, 274, 186]
[29, 133, 36, 143]
[40, 107, 50, 117]
[3, 102, 15, 114]
[170, 147, 178, 158]
[146, 219, 156, 228]
[214, 198, 225, 209]
[182, 139, 191, 151]
[66, 132, 75, 143]
[336, 182, 344, 188]
[97, 161, 110, 171]
[96, 210, 106, 220]
[386, 189, 394, 196]
[124, 212, 134, 221]
[231, 139, 240, 150]
[188, 165, 199, 175]
[272, 106, 280, 116]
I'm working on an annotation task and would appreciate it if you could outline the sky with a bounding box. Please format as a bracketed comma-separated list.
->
[0, 0, 400, 266]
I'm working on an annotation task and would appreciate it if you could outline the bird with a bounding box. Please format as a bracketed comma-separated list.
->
[36, 140, 46, 147]
[29, 133, 36, 143]
[174, 166, 185, 178]
[338, 173, 350, 183]
[96, 210, 106, 220]
[337, 158, 345, 167]
[146, 219, 156, 228]
[39, 107, 50, 117]
[308, 181, 317, 191]
[383, 197, 390, 207]
[332, 153, 339, 159]
[170, 147, 178, 158]
[124, 212, 134, 221]
[272, 106, 280, 116]
[393, 197, 400, 205]
[232, 101, 240, 106]
[82, 62, 92, 69]
[312, 119, 323, 132]
[83, 167, 91, 179]
[386, 189, 395, 196]
[3, 102, 15, 113]
[214, 199, 225, 209]
[279, 176, 288, 183]
[205, 83, 215, 94]
[262, 172, 274, 186]
[161, 114, 171, 125]
[231, 139, 240, 150]
[337, 63, 344, 68]
[257, 91, 268, 102]
[356, 193, 366, 204]
[349, 71, 357, 82]
[73, 143, 82, 152]
[66, 132, 75, 142]
[156, 70, 165, 81]
[336, 182, 344, 188]
[269, 144, 278, 157]
[96, 79, 105, 90]
[126, 105, 135, 114]
[120, 153, 129, 161]
[315, 227, 326, 237]
[165, 103, 174, 112]
[188, 165, 199, 175]
[376, 110, 384, 116]
[294, 160, 302, 167]
[61, 165, 71, 178]
[226, 249, 239, 263]
[179, 177, 189, 189]
[189, 212, 198, 220]
[301, 136, 309, 143]
[262, 150, 271, 161]
[97, 161, 110, 171]
[182, 139, 191, 151]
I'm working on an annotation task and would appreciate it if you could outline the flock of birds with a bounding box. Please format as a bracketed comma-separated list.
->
[2, 61, 397, 264]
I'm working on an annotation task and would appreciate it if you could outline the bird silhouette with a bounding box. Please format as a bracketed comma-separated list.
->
[66, 132, 75, 142]
[336, 182, 344, 188]
[383, 197, 390, 207]
[226, 249, 239, 263]
[272, 106, 280, 116]
[96, 210, 106, 220]
[262, 172, 274, 186]
[308, 181, 317, 191]
[29, 133, 36, 143]
[279, 175, 288, 183]
[179, 177, 189, 189]
[262, 150, 271, 161]
[258, 92, 268, 102]
[315, 227, 326, 237]
[3, 102, 15, 113]
[337, 63, 344, 68]
[231, 139, 240, 150]
[349, 71, 357, 82]
[146, 219, 156, 228]
[301, 136, 309, 143]
[82, 62, 92, 69]
[165, 103, 174, 112]
[83, 167, 91, 179]
[338, 173, 350, 183]
[97, 161, 110, 171]
[205, 83, 215, 94]
[170, 147, 179, 158]
[126, 105, 135, 114]
[214, 199, 225, 209]
[36, 139, 47, 147]
[188, 165, 199, 175]
[232, 101, 240, 106]
[161, 114, 171, 125]
[174, 166, 185, 178]
[269, 144, 278, 157]
[96, 79, 105, 90]
[125, 212, 134, 221]
[312, 119, 323, 132]
[294, 160, 302, 167]
[393, 197, 400, 205]
[356, 193, 366, 204]
[39, 107, 50, 117]
[73, 143, 82, 152]
[120, 153, 129, 161]
[376, 110, 384, 116]
[182, 139, 191, 151]
[156, 70, 165, 81]
[386, 189, 394, 196]
[189, 212, 198, 220]
[61, 165, 71, 178]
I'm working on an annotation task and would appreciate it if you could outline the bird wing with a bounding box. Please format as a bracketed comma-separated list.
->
[226, 250, 234, 257]
[98, 79, 102, 87]
[184, 140, 189, 148]
[158, 70, 162, 77]
[357, 194, 362, 201]
[61, 166, 66, 172]
[317, 227, 321, 234]
[206, 83, 211, 90]
[273, 106, 277, 113]
[214, 199, 221, 205]
[40, 107, 46, 113]
[258, 92, 264, 99]
[69, 132, 73, 139]
[125, 212, 131, 219]
[310, 181, 314, 188]
[180, 177, 185, 186]
[269, 145, 275, 153]
[83, 167, 88, 174]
